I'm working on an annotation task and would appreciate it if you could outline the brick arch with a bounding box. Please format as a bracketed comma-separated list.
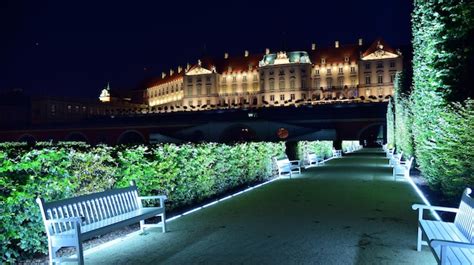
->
[117, 130, 146, 144]
[65, 131, 89, 142]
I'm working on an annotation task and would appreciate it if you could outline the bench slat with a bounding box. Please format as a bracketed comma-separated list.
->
[421, 220, 474, 264]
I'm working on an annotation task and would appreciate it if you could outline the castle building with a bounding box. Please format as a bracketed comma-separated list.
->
[134, 38, 403, 111]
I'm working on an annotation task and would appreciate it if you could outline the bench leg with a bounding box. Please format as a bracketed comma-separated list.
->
[48, 242, 57, 265]
[77, 241, 84, 265]
[140, 220, 145, 233]
[161, 212, 167, 233]
[417, 225, 422, 251]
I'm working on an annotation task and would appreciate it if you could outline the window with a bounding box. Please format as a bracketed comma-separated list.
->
[207, 100, 211, 105]
[222, 76, 227, 83]
[279, 77, 285, 90]
[206, 85, 211, 94]
[377, 61, 383, 68]
[197, 77, 202, 83]
[351, 78, 356, 87]
[290, 94, 295, 100]
[290, 77, 296, 89]
[232, 75, 237, 82]
[206, 76, 211, 82]
[232, 84, 237, 93]
[188, 87, 193, 95]
[270, 95, 275, 101]
[253, 82, 259, 90]
[279, 69, 285, 76]
[390, 73, 396, 83]
[327, 78, 333, 88]
[365, 76, 371, 84]
[242, 75, 247, 82]
[378, 74, 383, 84]
[338, 77, 344, 88]
[315, 79, 320, 88]
[242, 83, 248, 92]
[338, 67, 343, 74]
[365, 63, 371, 70]
[365, 88, 371, 97]
[327, 68, 331, 74]
[269, 70, 274, 76]
[301, 80, 306, 89]
[390, 61, 396, 68]
[197, 84, 202, 95]
[290, 68, 295, 74]
[315, 69, 320, 75]
[253, 74, 258, 81]
[75, 106, 79, 112]
[280, 94, 285, 101]
[269, 78, 275, 90]
[321, 58, 326, 64]
[188, 77, 193, 83]
[197, 100, 202, 106]
[344, 56, 349, 63]
[350, 66, 356, 73]
[188, 100, 193, 106]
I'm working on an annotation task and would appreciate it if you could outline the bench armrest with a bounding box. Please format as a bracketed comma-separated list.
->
[139, 195, 167, 201]
[411, 204, 459, 213]
[431, 239, 474, 249]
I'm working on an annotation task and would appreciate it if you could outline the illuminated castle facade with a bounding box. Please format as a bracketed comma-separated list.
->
[130, 38, 403, 110]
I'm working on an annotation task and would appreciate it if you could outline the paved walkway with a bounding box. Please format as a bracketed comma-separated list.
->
[85, 148, 435, 264]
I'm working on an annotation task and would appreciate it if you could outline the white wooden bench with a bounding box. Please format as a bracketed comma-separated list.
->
[36, 181, 167, 265]
[393, 156, 414, 180]
[412, 188, 474, 264]
[304, 153, 324, 168]
[332, 149, 342, 158]
[275, 157, 301, 178]
[386, 148, 394, 158]
[389, 151, 403, 167]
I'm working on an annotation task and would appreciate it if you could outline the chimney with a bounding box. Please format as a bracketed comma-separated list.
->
[311, 43, 316, 51]
[358, 38, 363, 46]
[178, 66, 182, 73]
[244, 50, 249, 57]
[265, 48, 270, 55]
[162, 72, 166, 78]
[170, 69, 174, 76]
[186, 63, 190, 70]
[335, 41, 339, 48]
[224, 52, 229, 59]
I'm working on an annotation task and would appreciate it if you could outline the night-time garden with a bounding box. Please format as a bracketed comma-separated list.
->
[1, 0, 473, 264]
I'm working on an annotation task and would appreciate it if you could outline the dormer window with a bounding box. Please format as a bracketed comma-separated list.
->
[321, 58, 326, 64]
[228, 66, 232, 72]
[279, 69, 285, 76]
[248, 64, 253, 71]
[344, 56, 349, 63]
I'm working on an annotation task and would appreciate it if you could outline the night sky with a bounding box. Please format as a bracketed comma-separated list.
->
[0, 0, 412, 98]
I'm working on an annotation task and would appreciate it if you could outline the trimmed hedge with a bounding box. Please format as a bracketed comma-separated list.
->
[296, 141, 333, 161]
[409, 0, 474, 196]
[0, 142, 284, 262]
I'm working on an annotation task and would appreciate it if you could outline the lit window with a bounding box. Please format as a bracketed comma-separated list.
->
[327, 78, 333, 88]
[327, 68, 331, 74]
[338, 67, 343, 74]
[338, 77, 344, 88]
[253, 74, 258, 81]
[206, 85, 211, 94]
[350, 66, 356, 73]
[365, 63, 371, 70]
[279, 69, 284, 75]
[222, 76, 227, 83]
[188, 77, 193, 83]
[197, 100, 202, 106]
[351, 78, 356, 87]
[232, 76, 237, 82]
[390, 73, 396, 83]
[242, 75, 247, 82]
[365, 88, 371, 96]
[290, 94, 295, 100]
[315, 69, 320, 75]
[290, 77, 296, 89]
[280, 94, 285, 101]
[315, 79, 320, 88]
[365, 76, 371, 84]
[270, 95, 275, 101]
[377, 61, 383, 68]
[269, 78, 275, 90]
[207, 99, 211, 105]
[279, 77, 285, 90]
[378, 75, 383, 84]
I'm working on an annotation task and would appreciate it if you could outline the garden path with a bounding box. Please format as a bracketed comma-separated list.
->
[84, 148, 435, 264]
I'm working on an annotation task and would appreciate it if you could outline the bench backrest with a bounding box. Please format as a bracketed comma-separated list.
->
[454, 188, 474, 243]
[405, 157, 414, 169]
[276, 158, 290, 169]
[37, 185, 141, 236]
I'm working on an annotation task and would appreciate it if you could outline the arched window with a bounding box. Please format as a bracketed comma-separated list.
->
[269, 78, 275, 90]
[290, 77, 296, 90]
[279, 77, 285, 90]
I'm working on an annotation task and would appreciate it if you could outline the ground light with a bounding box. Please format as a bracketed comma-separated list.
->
[404, 172, 442, 221]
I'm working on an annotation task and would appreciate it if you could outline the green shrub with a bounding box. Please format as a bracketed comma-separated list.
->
[296, 141, 333, 161]
[0, 142, 284, 262]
